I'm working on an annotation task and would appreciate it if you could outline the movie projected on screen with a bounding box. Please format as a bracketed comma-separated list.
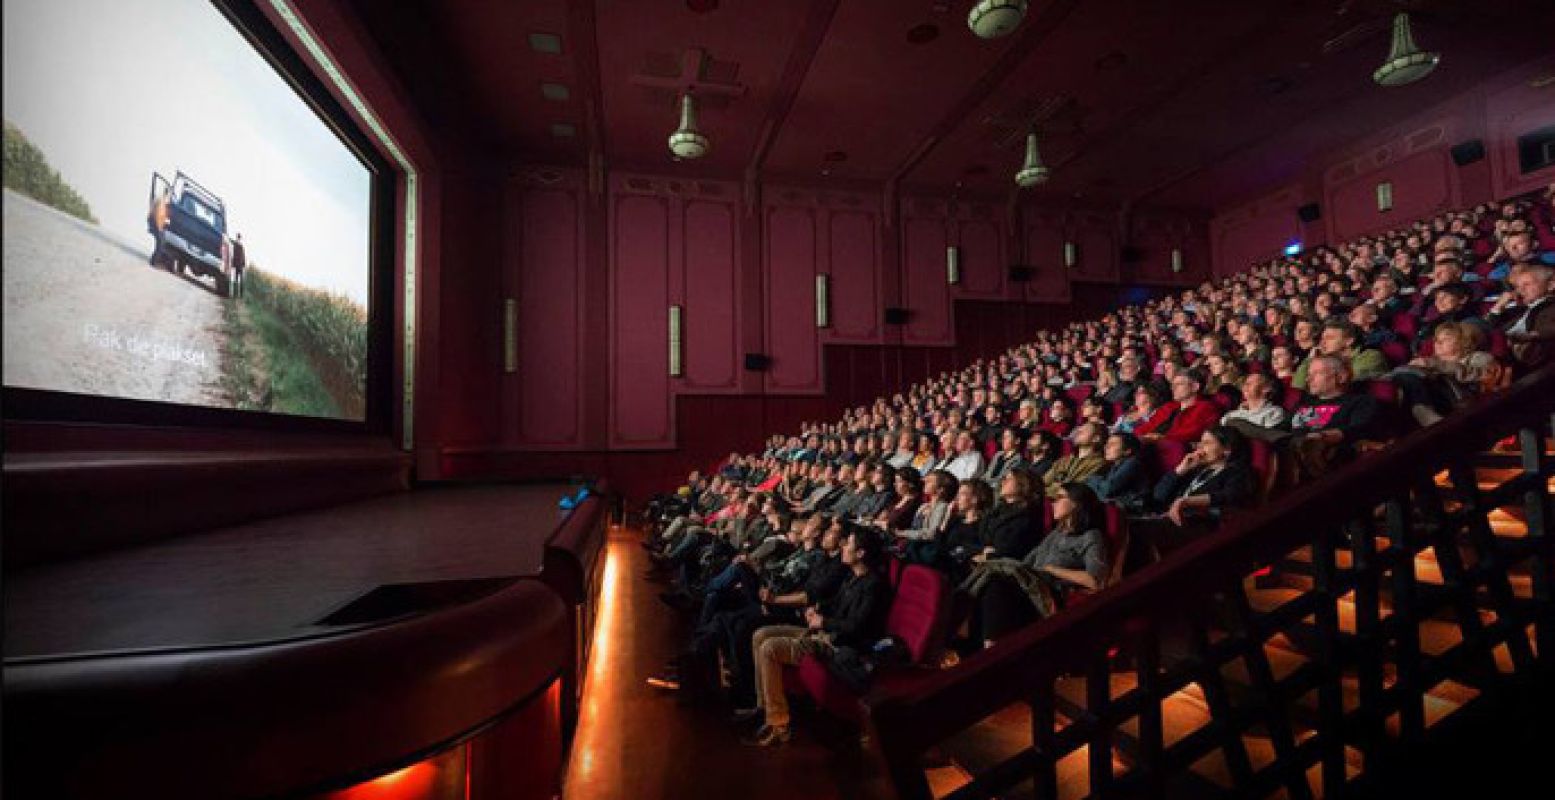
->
[2, 0, 374, 422]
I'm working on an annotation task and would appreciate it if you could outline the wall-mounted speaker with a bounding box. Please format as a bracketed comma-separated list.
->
[1297, 202, 1322, 223]
[884, 307, 911, 325]
[744, 353, 771, 371]
[1119, 246, 1143, 264]
[1008, 265, 1034, 282]
[1449, 139, 1486, 167]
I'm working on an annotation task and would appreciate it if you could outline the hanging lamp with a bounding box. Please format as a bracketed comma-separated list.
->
[968, 0, 1028, 40]
[667, 93, 710, 159]
[1373, 13, 1439, 87]
[1014, 131, 1049, 188]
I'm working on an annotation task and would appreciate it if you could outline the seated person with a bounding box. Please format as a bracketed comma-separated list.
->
[945, 430, 986, 483]
[1368, 275, 1411, 326]
[744, 530, 890, 746]
[1025, 429, 1065, 481]
[1036, 398, 1076, 439]
[961, 482, 1111, 646]
[1487, 228, 1555, 283]
[983, 427, 1029, 487]
[1486, 262, 1555, 376]
[1220, 372, 1288, 434]
[797, 464, 846, 514]
[849, 463, 896, 521]
[1148, 426, 1255, 542]
[893, 469, 957, 563]
[1112, 383, 1164, 435]
[1287, 355, 1383, 478]
[1348, 302, 1399, 351]
[1292, 320, 1388, 389]
[872, 468, 923, 532]
[1135, 370, 1222, 444]
[942, 479, 995, 580]
[978, 471, 1042, 560]
[1390, 321, 1503, 427]
[1085, 432, 1150, 512]
[1041, 421, 1108, 498]
[1412, 282, 1489, 349]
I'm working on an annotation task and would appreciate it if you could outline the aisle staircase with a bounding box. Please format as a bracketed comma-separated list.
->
[865, 367, 1555, 799]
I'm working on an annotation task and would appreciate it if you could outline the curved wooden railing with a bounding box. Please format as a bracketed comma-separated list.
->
[867, 366, 1555, 799]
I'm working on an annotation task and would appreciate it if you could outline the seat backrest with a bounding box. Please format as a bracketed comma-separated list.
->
[1149, 438, 1189, 474]
[1102, 504, 1129, 589]
[1379, 340, 1408, 366]
[1066, 385, 1095, 404]
[1363, 379, 1398, 405]
[1391, 312, 1418, 340]
[1281, 385, 1304, 413]
[887, 565, 950, 664]
[1247, 439, 1279, 502]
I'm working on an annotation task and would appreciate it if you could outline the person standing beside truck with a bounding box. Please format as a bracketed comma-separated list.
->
[231, 233, 247, 299]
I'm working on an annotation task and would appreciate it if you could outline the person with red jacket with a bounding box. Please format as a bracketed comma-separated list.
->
[1135, 369, 1221, 444]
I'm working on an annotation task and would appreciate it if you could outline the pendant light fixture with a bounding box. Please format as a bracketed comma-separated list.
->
[1014, 131, 1049, 188]
[1373, 13, 1439, 87]
[968, 0, 1028, 39]
[668, 93, 710, 159]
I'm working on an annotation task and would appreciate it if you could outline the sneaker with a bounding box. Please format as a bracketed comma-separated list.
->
[741, 723, 791, 747]
[645, 675, 681, 691]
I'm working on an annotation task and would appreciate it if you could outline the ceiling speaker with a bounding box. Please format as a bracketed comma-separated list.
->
[1008, 265, 1034, 282]
[1119, 246, 1143, 264]
[743, 353, 771, 371]
[1297, 202, 1322, 223]
[884, 307, 911, 325]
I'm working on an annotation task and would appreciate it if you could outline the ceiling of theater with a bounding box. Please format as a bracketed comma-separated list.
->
[350, 0, 1555, 210]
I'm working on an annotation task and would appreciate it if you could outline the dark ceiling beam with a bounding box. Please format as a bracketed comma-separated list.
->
[745, 0, 842, 180]
[566, 0, 608, 194]
[889, 0, 1081, 186]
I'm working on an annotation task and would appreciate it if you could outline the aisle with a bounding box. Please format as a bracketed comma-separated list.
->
[561, 525, 886, 800]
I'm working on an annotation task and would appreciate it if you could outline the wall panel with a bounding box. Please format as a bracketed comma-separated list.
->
[1022, 212, 1070, 302]
[952, 211, 1006, 299]
[763, 205, 822, 393]
[825, 210, 882, 343]
[511, 182, 583, 448]
[901, 216, 952, 344]
[681, 200, 740, 391]
[609, 194, 673, 448]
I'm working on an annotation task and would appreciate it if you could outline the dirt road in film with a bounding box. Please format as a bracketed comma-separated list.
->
[3, 188, 229, 407]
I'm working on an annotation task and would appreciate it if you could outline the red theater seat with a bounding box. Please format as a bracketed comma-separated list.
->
[1066, 385, 1095, 405]
[792, 565, 950, 725]
[1379, 340, 1408, 366]
[1281, 386, 1304, 413]
[1391, 313, 1418, 341]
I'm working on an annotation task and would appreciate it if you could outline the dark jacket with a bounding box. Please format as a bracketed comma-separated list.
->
[981, 501, 1041, 559]
[1152, 461, 1255, 512]
[819, 570, 890, 649]
[802, 556, 850, 606]
[1086, 455, 1150, 508]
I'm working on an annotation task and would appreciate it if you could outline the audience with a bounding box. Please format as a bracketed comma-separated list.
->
[639, 192, 1550, 746]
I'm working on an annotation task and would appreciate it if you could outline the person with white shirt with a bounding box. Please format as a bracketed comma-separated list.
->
[1220, 372, 1287, 432]
[945, 430, 985, 483]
